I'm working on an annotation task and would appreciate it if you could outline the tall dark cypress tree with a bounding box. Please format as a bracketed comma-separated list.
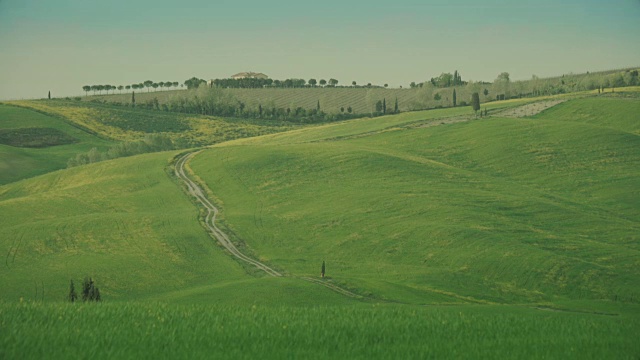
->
[317, 100, 320, 112]
[68, 280, 77, 303]
[453, 89, 457, 107]
[383, 98, 386, 114]
[132, 91, 135, 107]
[321, 261, 326, 278]
[48, 91, 51, 99]
[394, 97, 399, 113]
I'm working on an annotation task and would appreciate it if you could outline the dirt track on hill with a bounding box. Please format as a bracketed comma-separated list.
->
[175, 151, 362, 298]
[175, 151, 282, 277]
[494, 99, 566, 118]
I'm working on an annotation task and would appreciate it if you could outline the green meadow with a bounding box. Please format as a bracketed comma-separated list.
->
[190, 94, 640, 308]
[0, 104, 112, 184]
[1, 91, 639, 358]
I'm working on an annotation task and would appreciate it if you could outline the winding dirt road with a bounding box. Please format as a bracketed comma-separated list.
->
[175, 151, 363, 299]
[175, 151, 282, 277]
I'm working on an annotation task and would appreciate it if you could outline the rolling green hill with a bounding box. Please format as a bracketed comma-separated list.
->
[1, 92, 639, 358]
[0, 104, 112, 184]
[0, 150, 354, 305]
[189, 94, 640, 307]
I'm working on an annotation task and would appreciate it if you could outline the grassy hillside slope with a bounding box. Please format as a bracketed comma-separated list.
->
[190, 95, 640, 307]
[0, 104, 112, 184]
[7, 100, 298, 146]
[0, 151, 353, 305]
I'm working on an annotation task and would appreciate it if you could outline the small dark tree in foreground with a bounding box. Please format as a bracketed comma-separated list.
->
[471, 92, 480, 117]
[68, 280, 77, 303]
[321, 261, 326, 278]
[81, 277, 101, 302]
[48, 91, 51, 100]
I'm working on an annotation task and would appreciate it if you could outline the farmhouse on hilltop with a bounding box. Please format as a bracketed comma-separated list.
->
[231, 72, 269, 80]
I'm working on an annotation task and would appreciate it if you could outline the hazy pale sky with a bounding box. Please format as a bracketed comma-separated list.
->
[1, 0, 639, 100]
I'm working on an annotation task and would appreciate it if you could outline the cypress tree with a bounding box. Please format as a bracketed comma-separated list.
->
[383, 98, 386, 114]
[82, 277, 92, 302]
[68, 280, 77, 303]
[321, 261, 326, 278]
[453, 89, 457, 107]
[132, 91, 135, 107]
[317, 100, 320, 112]
[471, 92, 480, 117]
[48, 91, 51, 99]
[394, 97, 398, 113]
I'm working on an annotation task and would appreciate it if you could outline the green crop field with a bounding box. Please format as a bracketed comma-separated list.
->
[0, 104, 112, 184]
[1, 90, 639, 358]
[2, 302, 638, 359]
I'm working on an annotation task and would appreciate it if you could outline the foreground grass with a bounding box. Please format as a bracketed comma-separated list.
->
[2, 302, 638, 360]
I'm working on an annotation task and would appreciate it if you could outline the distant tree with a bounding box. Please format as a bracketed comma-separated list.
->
[132, 91, 135, 107]
[317, 100, 320, 111]
[68, 280, 77, 303]
[152, 83, 159, 91]
[97, 85, 105, 95]
[352, 81, 357, 87]
[347, 106, 352, 113]
[319, 79, 327, 86]
[125, 85, 131, 90]
[471, 92, 480, 117]
[309, 78, 317, 87]
[321, 261, 325, 278]
[483, 88, 489, 97]
[383, 98, 386, 114]
[410, 82, 416, 88]
[82, 85, 91, 96]
[434, 93, 441, 101]
[453, 89, 457, 107]
[159, 81, 165, 90]
[494, 72, 510, 99]
[258, 104, 263, 117]
[144, 80, 153, 92]
[384, 84, 388, 88]
[329, 78, 338, 87]
[184, 77, 205, 90]
[375, 100, 383, 113]
[394, 97, 398, 113]
[118, 85, 124, 94]
[48, 91, 51, 100]
[173, 81, 179, 88]
[367, 83, 372, 87]
[90, 85, 98, 95]
[340, 106, 344, 113]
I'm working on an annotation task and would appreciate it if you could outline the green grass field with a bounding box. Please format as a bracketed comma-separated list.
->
[189, 94, 640, 308]
[0, 104, 112, 184]
[2, 302, 638, 359]
[1, 91, 639, 358]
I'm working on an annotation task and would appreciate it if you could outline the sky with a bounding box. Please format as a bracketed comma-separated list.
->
[0, 0, 639, 100]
